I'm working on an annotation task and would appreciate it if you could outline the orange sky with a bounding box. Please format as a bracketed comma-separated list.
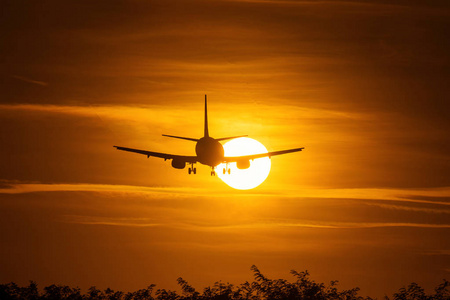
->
[1, 0, 449, 298]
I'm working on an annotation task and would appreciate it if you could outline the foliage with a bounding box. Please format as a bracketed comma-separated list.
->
[0, 267, 447, 300]
[390, 280, 449, 300]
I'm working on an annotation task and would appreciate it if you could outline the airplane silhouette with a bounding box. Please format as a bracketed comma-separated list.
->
[114, 95, 304, 176]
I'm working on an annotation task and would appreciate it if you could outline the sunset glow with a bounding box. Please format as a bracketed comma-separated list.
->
[217, 137, 271, 190]
[1, 1, 449, 299]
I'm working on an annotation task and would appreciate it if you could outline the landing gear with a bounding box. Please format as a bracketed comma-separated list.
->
[223, 164, 231, 175]
[188, 164, 196, 175]
[211, 167, 216, 176]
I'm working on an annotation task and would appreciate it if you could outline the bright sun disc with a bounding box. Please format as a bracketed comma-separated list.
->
[217, 137, 271, 190]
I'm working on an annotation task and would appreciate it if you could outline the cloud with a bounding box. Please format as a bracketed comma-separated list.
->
[360, 201, 450, 215]
[60, 214, 450, 230]
[183, 220, 450, 230]
[0, 102, 365, 122]
[0, 182, 204, 197]
[265, 221, 450, 229]
[282, 187, 450, 206]
[420, 249, 450, 256]
[11, 75, 48, 86]
[2, 181, 449, 232]
[63, 215, 162, 227]
[221, 0, 444, 16]
[1, 181, 450, 204]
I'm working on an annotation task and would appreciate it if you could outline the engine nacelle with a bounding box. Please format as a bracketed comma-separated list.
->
[236, 160, 251, 170]
[171, 159, 186, 169]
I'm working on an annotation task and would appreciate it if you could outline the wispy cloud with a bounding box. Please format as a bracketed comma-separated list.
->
[282, 187, 450, 206]
[11, 75, 48, 86]
[420, 250, 450, 256]
[181, 219, 450, 230]
[360, 201, 450, 215]
[61, 214, 450, 230]
[222, 0, 429, 14]
[0, 182, 205, 197]
[0, 102, 369, 149]
[255, 221, 450, 229]
[2, 182, 450, 233]
[1, 181, 450, 206]
[63, 215, 162, 227]
[0, 103, 366, 122]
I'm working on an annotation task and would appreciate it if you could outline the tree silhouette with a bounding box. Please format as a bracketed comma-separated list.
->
[42, 284, 82, 300]
[125, 284, 156, 300]
[391, 280, 449, 300]
[0, 266, 447, 300]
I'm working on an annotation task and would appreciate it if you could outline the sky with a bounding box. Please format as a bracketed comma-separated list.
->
[0, 0, 449, 298]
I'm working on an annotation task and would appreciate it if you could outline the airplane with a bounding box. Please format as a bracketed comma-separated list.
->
[114, 95, 304, 176]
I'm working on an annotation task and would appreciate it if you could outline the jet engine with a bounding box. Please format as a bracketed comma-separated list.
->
[236, 160, 251, 170]
[171, 159, 186, 169]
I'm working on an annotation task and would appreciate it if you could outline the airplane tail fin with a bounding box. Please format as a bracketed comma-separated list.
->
[161, 95, 208, 142]
[204, 94, 209, 138]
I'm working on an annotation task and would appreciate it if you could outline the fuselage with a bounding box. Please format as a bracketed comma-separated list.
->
[195, 137, 224, 167]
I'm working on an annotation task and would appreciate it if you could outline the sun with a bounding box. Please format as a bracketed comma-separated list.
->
[217, 137, 271, 190]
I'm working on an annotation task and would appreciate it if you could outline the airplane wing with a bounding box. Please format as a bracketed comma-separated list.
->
[113, 146, 198, 163]
[223, 147, 304, 163]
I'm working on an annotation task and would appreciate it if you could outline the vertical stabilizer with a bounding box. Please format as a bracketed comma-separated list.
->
[204, 95, 209, 137]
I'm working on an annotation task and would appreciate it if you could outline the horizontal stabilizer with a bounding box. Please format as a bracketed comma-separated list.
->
[216, 135, 248, 141]
[162, 134, 199, 142]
